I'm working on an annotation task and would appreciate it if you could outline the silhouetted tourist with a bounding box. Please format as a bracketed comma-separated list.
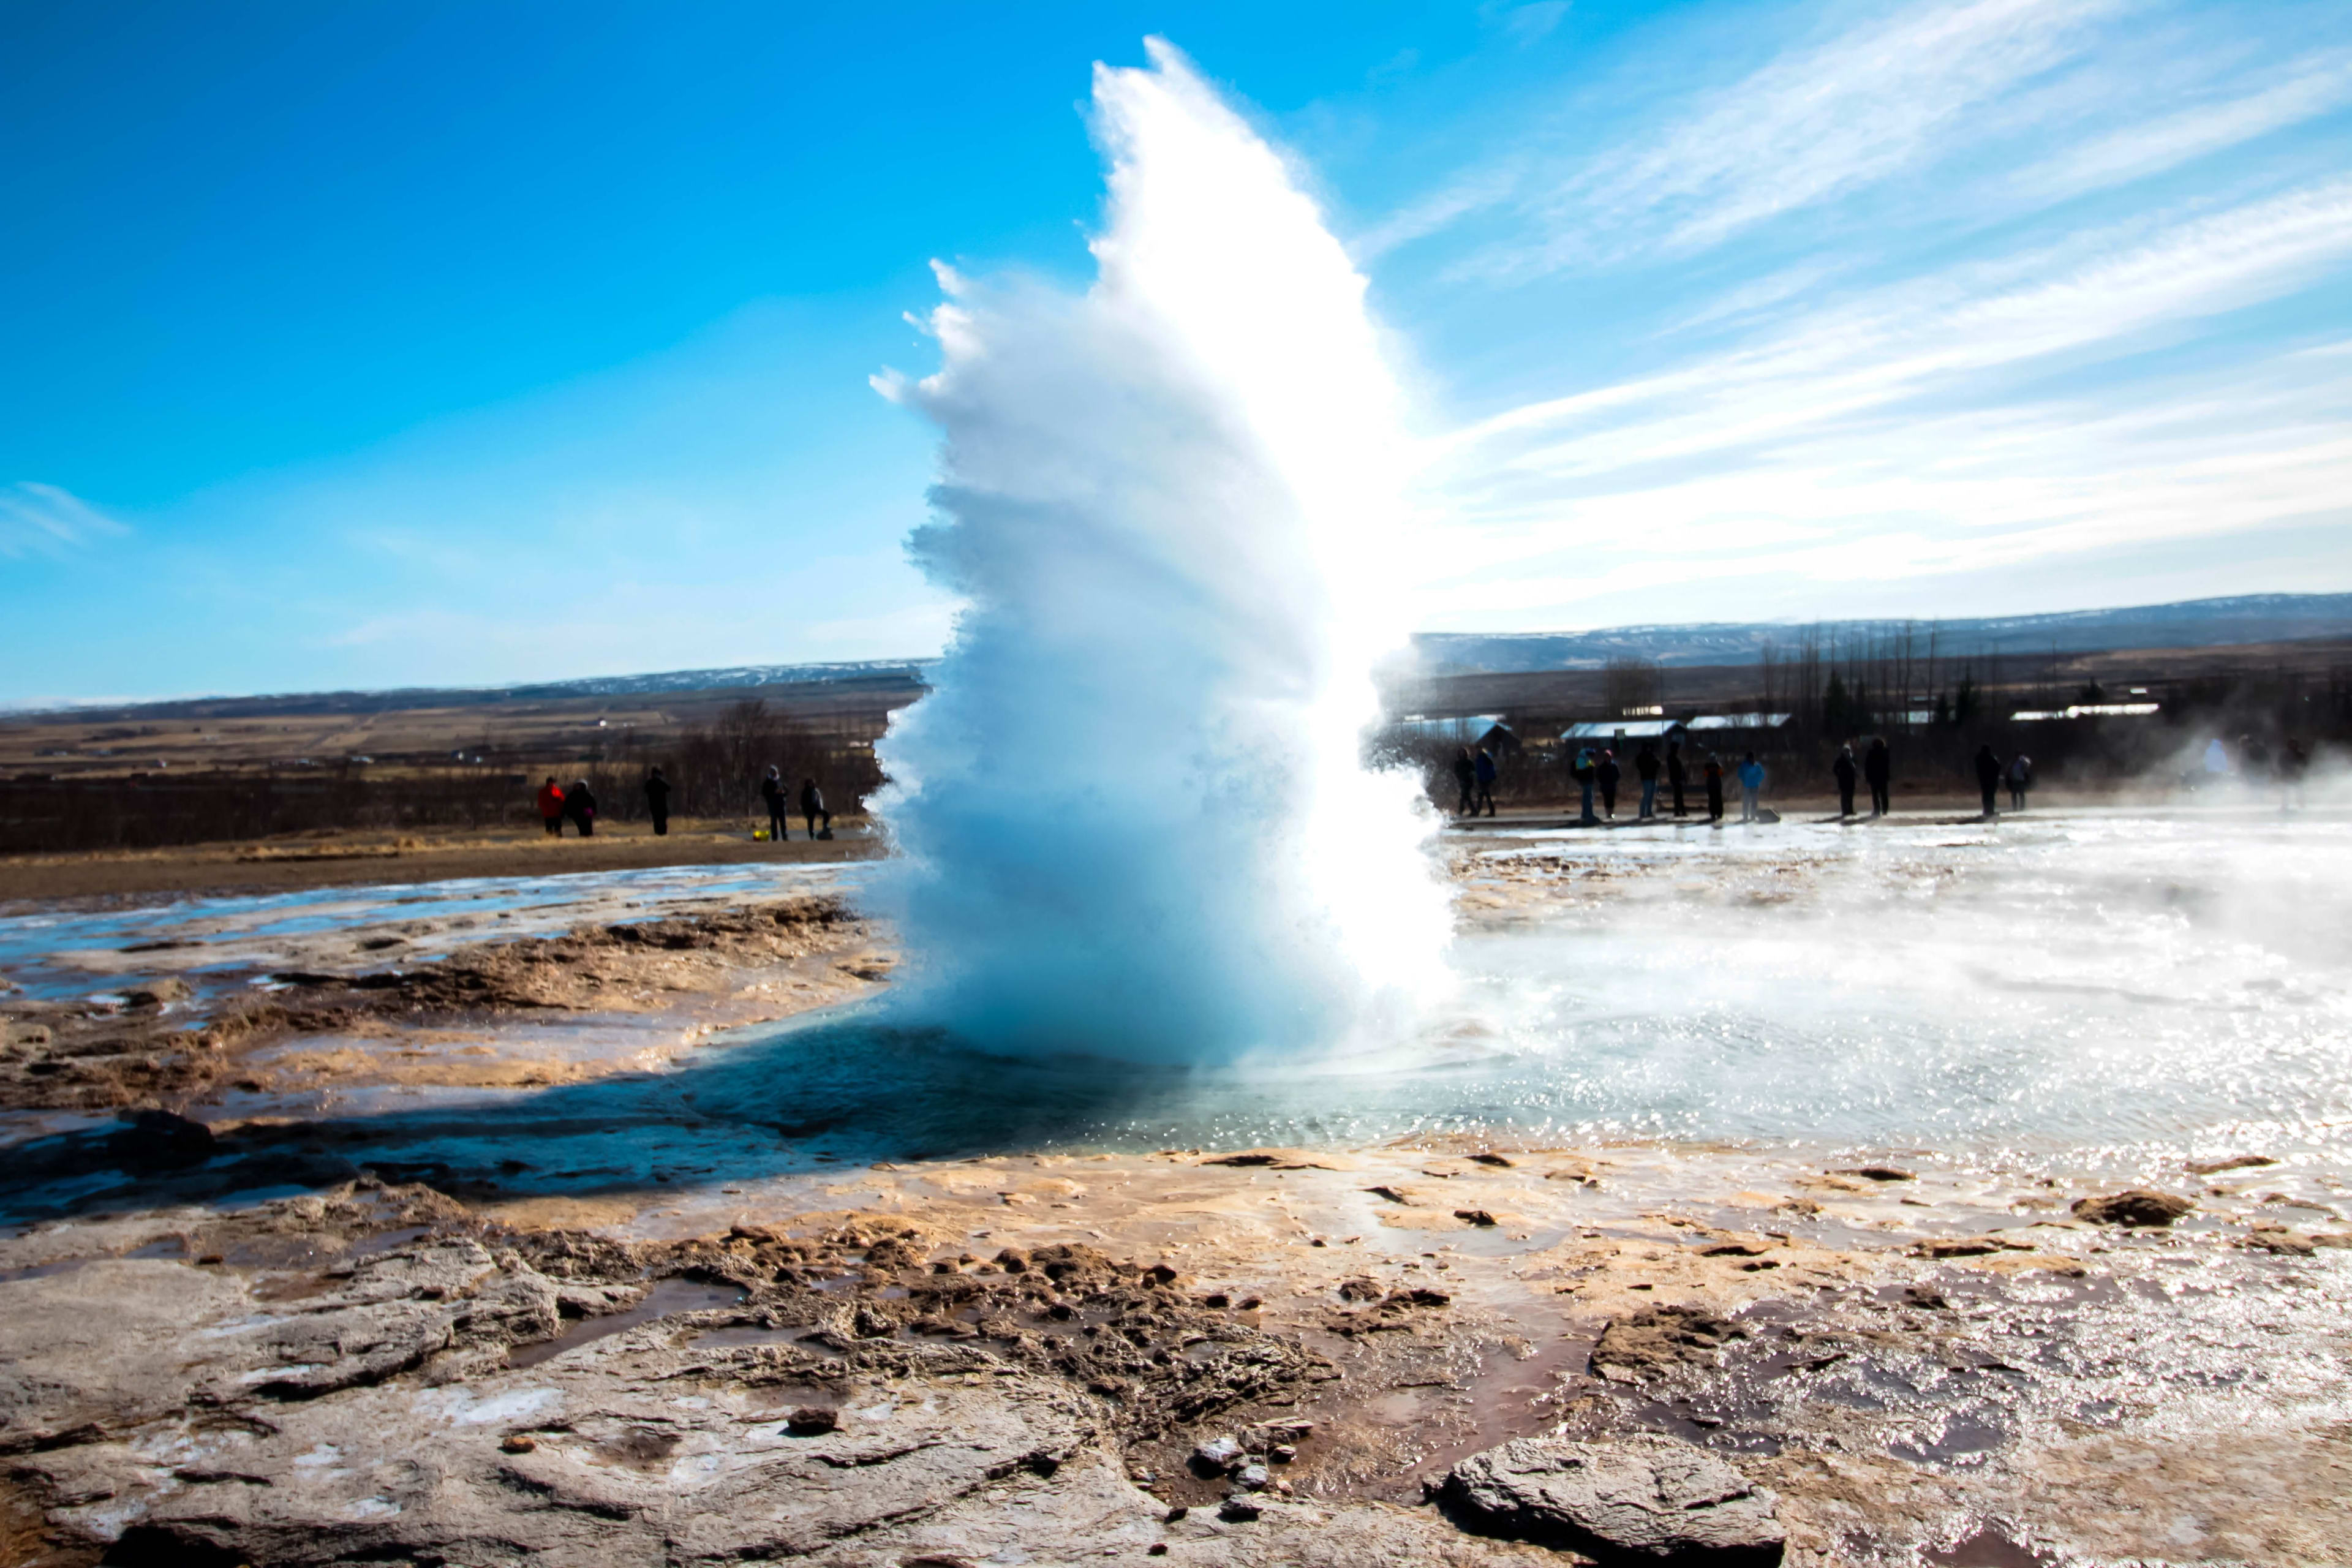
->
[565, 779, 597, 837]
[1667, 740, 1688, 818]
[1864, 737, 1891, 816]
[2005, 753, 2032, 810]
[1736, 752, 1765, 824]
[1452, 748, 1477, 817]
[537, 777, 566, 837]
[1974, 745, 2002, 817]
[1474, 747, 1499, 816]
[799, 777, 830, 839]
[1703, 752, 1725, 823]
[761, 766, 789, 842]
[2203, 737, 2230, 780]
[1573, 746, 1599, 826]
[1635, 742, 1660, 820]
[1832, 744, 1858, 818]
[644, 767, 671, 836]
[1597, 748, 1621, 821]
[2242, 734, 2269, 780]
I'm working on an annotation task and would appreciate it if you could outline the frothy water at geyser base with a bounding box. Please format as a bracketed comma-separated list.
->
[72, 807, 2341, 1209]
[867, 40, 1452, 1063]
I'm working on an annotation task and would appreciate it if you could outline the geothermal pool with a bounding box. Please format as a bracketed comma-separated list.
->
[18, 804, 2340, 1212]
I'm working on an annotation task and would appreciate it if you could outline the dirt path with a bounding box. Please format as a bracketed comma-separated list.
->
[0, 818, 884, 905]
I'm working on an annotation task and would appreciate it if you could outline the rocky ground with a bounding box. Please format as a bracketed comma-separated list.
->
[3, 1140, 2346, 1566]
[0, 893, 886, 1121]
[4, 826, 2351, 1566]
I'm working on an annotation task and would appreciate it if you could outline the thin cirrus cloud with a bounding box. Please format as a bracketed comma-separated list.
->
[0, 481, 127, 559]
[1362, 0, 2352, 627]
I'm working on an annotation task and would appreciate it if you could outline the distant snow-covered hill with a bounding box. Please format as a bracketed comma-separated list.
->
[1402, 594, 2352, 674]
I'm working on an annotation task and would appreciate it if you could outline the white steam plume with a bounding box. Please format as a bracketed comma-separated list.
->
[871, 40, 1453, 1064]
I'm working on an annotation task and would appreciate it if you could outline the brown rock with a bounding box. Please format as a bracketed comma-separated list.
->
[2187, 1154, 2277, 1175]
[2071, 1189, 2193, 1227]
[1589, 1305, 1746, 1382]
[1441, 1435, 1784, 1564]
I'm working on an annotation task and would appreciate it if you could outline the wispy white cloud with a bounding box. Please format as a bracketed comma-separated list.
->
[1411, 167, 2352, 623]
[0, 481, 128, 558]
[2011, 48, 2352, 203]
[1556, 0, 2116, 260]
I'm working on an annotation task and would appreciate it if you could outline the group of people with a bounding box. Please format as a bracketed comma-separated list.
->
[1457, 738, 1819, 827]
[760, 767, 831, 842]
[533, 768, 830, 840]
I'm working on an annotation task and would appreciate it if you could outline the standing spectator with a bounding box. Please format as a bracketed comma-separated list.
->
[1635, 742, 1660, 820]
[1703, 752, 1725, 823]
[1864, 737, 1891, 817]
[1597, 748, 1621, 821]
[1573, 746, 1599, 826]
[644, 767, 671, 837]
[1667, 740, 1689, 818]
[1832, 744, 1858, 818]
[2202, 737, 2230, 781]
[1474, 747, 1499, 818]
[1736, 752, 1766, 824]
[799, 777, 831, 839]
[564, 779, 598, 837]
[1974, 744, 2002, 818]
[1451, 748, 1477, 818]
[2005, 753, 2032, 810]
[761, 766, 790, 842]
[536, 777, 567, 837]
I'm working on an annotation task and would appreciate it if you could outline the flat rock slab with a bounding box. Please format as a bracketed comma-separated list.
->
[1442, 1436, 1784, 1566]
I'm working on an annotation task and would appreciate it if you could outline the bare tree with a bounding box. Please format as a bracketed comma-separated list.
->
[1602, 656, 1664, 717]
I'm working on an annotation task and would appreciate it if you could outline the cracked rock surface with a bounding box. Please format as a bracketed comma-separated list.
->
[1442, 1435, 1786, 1565]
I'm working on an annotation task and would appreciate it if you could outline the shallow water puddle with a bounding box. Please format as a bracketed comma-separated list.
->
[508, 1275, 746, 1369]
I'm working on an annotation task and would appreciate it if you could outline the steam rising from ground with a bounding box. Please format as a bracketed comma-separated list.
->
[872, 42, 1452, 1063]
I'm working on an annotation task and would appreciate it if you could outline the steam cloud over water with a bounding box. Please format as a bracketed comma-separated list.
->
[872, 41, 1452, 1063]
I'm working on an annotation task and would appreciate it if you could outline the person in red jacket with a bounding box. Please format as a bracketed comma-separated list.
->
[536, 777, 566, 836]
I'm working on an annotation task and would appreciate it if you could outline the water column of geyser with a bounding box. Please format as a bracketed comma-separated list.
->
[872, 40, 1453, 1065]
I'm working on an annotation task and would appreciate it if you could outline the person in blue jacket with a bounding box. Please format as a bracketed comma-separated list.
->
[1736, 752, 1766, 823]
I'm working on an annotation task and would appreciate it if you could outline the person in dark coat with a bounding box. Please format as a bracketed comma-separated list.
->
[1635, 742, 1660, 820]
[1973, 744, 2002, 818]
[644, 767, 671, 837]
[1864, 737, 1891, 816]
[1667, 740, 1688, 818]
[1474, 747, 1499, 817]
[537, 777, 566, 837]
[760, 766, 789, 842]
[1597, 749, 1621, 821]
[1703, 752, 1725, 823]
[1450, 748, 1477, 817]
[564, 779, 597, 837]
[1832, 744, 1858, 818]
[1572, 747, 1598, 826]
[799, 777, 830, 839]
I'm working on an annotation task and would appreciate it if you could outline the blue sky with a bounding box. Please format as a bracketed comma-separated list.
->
[5, 0, 2350, 703]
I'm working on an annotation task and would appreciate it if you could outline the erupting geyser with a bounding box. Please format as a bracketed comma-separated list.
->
[872, 40, 1452, 1063]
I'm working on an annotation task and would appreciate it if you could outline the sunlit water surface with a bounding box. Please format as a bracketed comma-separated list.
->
[55, 806, 2334, 1200]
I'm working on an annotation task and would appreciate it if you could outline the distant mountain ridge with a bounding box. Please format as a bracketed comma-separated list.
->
[1403, 594, 2352, 675]
[11, 595, 2351, 720]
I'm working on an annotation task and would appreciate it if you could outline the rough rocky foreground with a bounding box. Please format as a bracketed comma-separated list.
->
[1, 1184, 1536, 1567]
[5, 1142, 2350, 1567]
